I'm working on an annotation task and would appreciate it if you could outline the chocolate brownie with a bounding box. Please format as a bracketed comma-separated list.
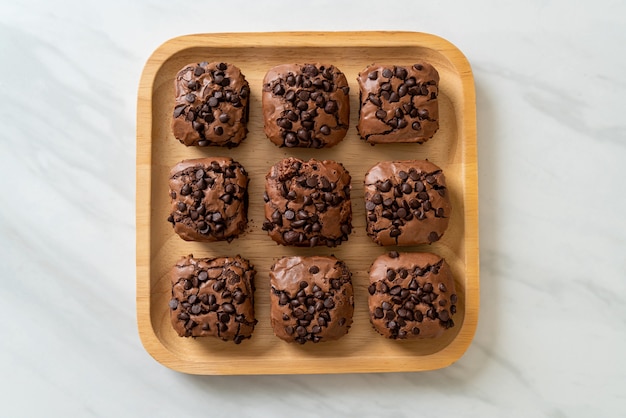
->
[262, 63, 350, 148]
[171, 62, 250, 147]
[169, 255, 257, 343]
[167, 157, 248, 242]
[368, 251, 457, 339]
[262, 158, 352, 247]
[357, 62, 439, 144]
[270, 256, 354, 344]
[364, 160, 450, 246]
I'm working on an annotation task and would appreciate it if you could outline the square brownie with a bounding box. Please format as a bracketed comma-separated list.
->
[357, 62, 439, 144]
[270, 256, 354, 344]
[262, 63, 350, 148]
[167, 157, 248, 242]
[169, 255, 257, 343]
[368, 251, 457, 339]
[262, 158, 352, 247]
[171, 61, 250, 147]
[364, 160, 451, 246]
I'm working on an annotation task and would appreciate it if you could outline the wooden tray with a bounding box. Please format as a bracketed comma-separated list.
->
[136, 31, 478, 375]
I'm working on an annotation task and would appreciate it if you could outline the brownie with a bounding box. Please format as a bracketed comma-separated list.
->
[364, 160, 450, 246]
[262, 158, 352, 247]
[169, 255, 257, 343]
[171, 61, 250, 147]
[368, 251, 457, 339]
[262, 63, 350, 148]
[270, 256, 354, 344]
[357, 62, 439, 144]
[167, 157, 248, 242]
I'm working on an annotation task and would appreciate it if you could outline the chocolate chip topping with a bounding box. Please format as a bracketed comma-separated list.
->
[172, 62, 250, 147]
[364, 160, 451, 246]
[368, 252, 457, 339]
[263, 158, 352, 247]
[270, 256, 354, 344]
[262, 64, 350, 148]
[356, 62, 439, 144]
[168, 157, 248, 242]
[169, 255, 257, 343]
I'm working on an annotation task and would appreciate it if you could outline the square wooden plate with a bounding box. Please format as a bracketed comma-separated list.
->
[136, 31, 478, 374]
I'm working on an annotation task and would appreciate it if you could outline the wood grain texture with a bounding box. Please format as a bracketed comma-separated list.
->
[136, 31, 478, 375]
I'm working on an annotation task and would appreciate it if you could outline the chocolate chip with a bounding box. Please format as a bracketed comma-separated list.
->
[173, 104, 186, 118]
[169, 299, 178, 310]
[219, 113, 230, 123]
[279, 292, 290, 306]
[369, 94, 381, 107]
[324, 100, 337, 114]
[389, 251, 399, 258]
[439, 310, 450, 321]
[303, 64, 319, 76]
[275, 118, 294, 131]
[375, 109, 386, 120]
[320, 125, 331, 135]
[283, 230, 299, 243]
[194, 65, 205, 76]
[206, 97, 218, 108]
[368, 71, 378, 80]
[382, 68, 393, 78]
[284, 210, 295, 220]
[273, 84, 285, 95]
[378, 180, 392, 192]
[395, 67, 407, 79]
[450, 294, 458, 304]
[309, 265, 319, 274]
[438, 283, 447, 292]
[428, 232, 439, 242]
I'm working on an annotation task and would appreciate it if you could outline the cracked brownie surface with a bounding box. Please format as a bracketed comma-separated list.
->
[169, 255, 257, 343]
[262, 157, 352, 247]
[368, 251, 457, 339]
[171, 61, 250, 147]
[168, 157, 248, 242]
[270, 256, 354, 344]
[357, 62, 439, 144]
[262, 63, 350, 148]
[364, 160, 450, 246]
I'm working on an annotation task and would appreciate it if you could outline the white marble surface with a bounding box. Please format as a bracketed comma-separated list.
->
[1, 0, 625, 416]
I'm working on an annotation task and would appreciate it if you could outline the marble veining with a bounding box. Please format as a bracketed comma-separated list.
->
[1, 0, 625, 416]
